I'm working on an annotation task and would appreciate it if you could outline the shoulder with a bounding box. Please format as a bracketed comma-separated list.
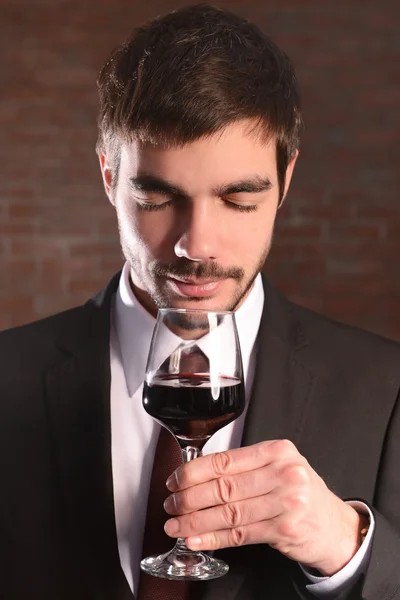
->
[262, 275, 400, 360]
[261, 275, 400, 381]
[288, 299, 400, 374]
[291, 299, 399, 350]
[0, 305, 84, 342]
[0, 306, 84, 371]
[0, 271, 120, 370]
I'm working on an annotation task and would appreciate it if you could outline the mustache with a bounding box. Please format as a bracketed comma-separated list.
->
[153, 259, 244, 282]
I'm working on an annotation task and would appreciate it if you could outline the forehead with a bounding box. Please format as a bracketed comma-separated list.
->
[119, 121, 277, 191]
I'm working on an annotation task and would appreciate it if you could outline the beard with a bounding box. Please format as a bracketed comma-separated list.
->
[119, 223, 271, 313]
[129, 255, 268, 313]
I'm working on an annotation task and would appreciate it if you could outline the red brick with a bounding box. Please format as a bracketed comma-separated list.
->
[356, 205, 400, 219]
[10, 240, 67, 259]
[274, 220, 323, 241]
[68, 279, 110, 295]
[0, 296, 34, 315]
[328, 223, 385, 241]
[68, 241, 120, 258]
[8, 205, 42, 219]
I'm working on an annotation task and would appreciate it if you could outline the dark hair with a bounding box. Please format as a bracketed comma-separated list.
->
[96, 3, 302, 201]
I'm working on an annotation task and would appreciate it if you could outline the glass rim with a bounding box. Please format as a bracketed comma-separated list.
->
[158, 307, 235, 316]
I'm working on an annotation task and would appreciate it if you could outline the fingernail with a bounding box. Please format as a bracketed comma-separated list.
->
[164, 518, 179, 535]
[187, 536, 202, 549]
[166, 472, 178, 491]
[163, 495, 175, 513]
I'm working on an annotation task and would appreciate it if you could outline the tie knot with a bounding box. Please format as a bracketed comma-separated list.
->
[169, 344, 209, 375]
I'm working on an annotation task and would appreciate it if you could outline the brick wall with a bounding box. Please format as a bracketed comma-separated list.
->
[1, 0, 400, 339]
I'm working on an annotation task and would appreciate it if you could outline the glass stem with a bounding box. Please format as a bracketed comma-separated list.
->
[175, 445, 202, 552]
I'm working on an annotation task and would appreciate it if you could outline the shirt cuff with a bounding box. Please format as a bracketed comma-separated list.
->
[300, 501, 374, 597]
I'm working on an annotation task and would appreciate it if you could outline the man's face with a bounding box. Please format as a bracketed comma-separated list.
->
[100, 120, 297, 315]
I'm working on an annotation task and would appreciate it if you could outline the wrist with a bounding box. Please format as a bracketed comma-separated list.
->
[315, 507, 369, 577]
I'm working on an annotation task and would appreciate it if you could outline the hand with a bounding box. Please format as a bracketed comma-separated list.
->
[163, 440, 365, 576]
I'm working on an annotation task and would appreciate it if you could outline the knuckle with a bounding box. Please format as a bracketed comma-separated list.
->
[211, 451, 232, 475]
[230, 526, 246, 547]
[216, 476, 236, 504]
[283, 490, 309, 512]
[175, 490, 193, 513]
[255, 440, 272, 462]
[207, 532, 219, 550]
[223, 502, 242, 528]
[277, 518, 298, 540]
[281, 464, 310, 486]
[187, 512, 201, 533]
[277, 439, 297, 457]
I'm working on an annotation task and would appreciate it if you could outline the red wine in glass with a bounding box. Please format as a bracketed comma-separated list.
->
[143, 373, 245, 448]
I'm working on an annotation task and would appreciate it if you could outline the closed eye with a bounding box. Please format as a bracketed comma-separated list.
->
[137, 199, 173, 212]
[135, 197, 258, 213]
[224, 200, 258, 212]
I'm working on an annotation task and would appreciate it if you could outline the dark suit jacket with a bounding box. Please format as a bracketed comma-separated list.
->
[1, 273, 400, 600]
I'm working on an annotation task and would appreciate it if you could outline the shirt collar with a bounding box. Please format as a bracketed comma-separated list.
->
[113, 262, 265, 397]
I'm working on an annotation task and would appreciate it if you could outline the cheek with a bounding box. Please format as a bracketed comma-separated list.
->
[117, 202, 141, 245]
[230, 218, 274, 263]
[128, 209, 177, 259]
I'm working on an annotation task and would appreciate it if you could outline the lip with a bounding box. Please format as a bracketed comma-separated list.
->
[167, 277, 223, 298]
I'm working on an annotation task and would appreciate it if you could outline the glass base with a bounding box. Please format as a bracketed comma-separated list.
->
[140, 545, 229, 581]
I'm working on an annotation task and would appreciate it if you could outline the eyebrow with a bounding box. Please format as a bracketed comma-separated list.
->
[215, 177, 272, 196]
[129, 174, 273, 198]
[129, 175, 190, 199]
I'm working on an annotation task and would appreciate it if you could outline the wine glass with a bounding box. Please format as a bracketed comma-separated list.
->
[141, 308, 245, 581]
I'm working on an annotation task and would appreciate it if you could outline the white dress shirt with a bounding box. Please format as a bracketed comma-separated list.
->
[110, 262, 373, 597]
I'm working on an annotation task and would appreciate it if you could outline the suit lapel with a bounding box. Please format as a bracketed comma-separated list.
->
[243, 276, 316, 458]
[44, 273, 133, 599]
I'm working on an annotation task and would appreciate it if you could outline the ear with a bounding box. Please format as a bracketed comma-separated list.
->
[98, 153, 115, 206]
[278, 149, 299, 208]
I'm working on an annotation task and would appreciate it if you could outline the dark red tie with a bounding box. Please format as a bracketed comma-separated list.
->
[137, 426, 191, 600]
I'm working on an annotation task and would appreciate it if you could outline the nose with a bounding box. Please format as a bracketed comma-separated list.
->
[174, 199, 219, 262]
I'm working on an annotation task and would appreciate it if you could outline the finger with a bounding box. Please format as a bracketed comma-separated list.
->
[164, 464, 281, 515]
[164, 491, 283, 539]
[167, 439, 299, 492]
[185, 520, 278, 551]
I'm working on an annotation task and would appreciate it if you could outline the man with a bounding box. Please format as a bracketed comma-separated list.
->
[1, 4, 400, 599]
